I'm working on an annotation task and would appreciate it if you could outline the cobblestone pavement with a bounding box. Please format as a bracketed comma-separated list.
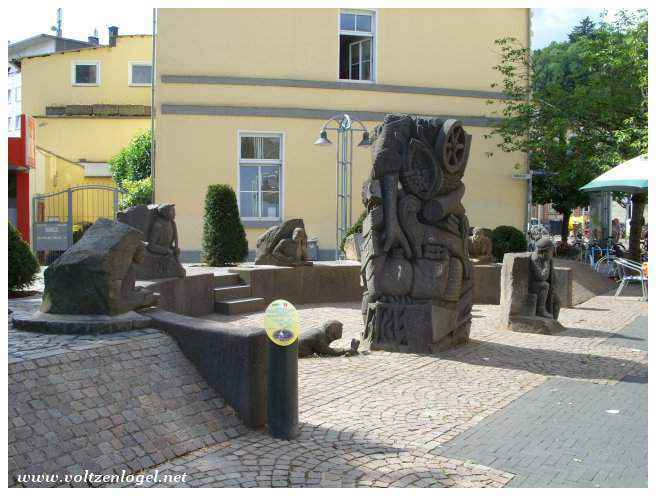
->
[8, 291, 647, 488]
[8, 333, 247, 487]
[8, 296, 159, 363]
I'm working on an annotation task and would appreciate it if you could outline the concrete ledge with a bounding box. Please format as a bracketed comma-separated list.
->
[11, 310, 151, 334]
[472, 263, 573, 307]
[137, 273, 214, 317]
[145, 309, 267, 428]
[229, 261, 362, 305]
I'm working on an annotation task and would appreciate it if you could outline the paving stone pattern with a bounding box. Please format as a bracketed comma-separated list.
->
[8, 289, 647, 488]
[437, 373, 647, 487]
[8, 296, 160, 363]
[606, 315, 648, 352]
[8, 333, 247, 487]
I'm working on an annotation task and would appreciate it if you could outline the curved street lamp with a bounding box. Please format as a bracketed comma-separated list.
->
[313, 114, 371, 260]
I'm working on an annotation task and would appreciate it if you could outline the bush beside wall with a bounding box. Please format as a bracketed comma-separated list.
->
[202, 185, 248, 266]
[8, 223, 39, 292]
[491, 225, 527, 261]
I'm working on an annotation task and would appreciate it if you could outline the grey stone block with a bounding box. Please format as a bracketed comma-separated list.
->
[229, 262, 362, 306]
[118, 105, 148, 116]
[472, 263, 502, 304]
[92, 104, 119, 116]
[11, 311, 151, 335]
[65, 105, 93, 116]
[137, 273, 214, 317]
[214, 297, 266, 315]
[145, 309, 267, 428]
[45, 106, 66, 116]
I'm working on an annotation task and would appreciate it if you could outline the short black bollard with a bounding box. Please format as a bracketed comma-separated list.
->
[264, 300, 300, 440]
[266, 338, 299, 439]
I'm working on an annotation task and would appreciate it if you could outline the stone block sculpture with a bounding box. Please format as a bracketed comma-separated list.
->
[41, 218, 158, 315]
[468, 227, 494, 264]
[499, 238, 563, 333]
[255, 218, 312, 267]
[117, 203, 186, 279]
[360, 115, 474, 353]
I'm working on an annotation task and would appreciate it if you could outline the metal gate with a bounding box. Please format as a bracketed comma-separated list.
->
[32, 185, 125, 265]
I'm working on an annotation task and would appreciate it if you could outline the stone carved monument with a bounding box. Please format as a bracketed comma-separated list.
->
[298, 320, 360, 357]
[255, 218, 312, 267]
[467, 227, 494, 264]
[499, 238, 563, 333]
[360, 115, 474, 352]
[40, 218, 158, 316]
[117, 204, 186, 279]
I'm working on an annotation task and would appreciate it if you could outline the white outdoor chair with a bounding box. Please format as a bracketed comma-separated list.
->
[613, 258, 648, 301]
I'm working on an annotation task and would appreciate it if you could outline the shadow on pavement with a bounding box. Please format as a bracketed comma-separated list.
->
[437, 339, 646, 383]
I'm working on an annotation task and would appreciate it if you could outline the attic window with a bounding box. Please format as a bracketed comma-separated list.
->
[72, 61, 100, 86]
[339, 10, 375, 82]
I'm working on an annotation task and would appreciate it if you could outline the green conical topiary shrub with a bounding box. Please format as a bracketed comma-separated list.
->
[202, 185, 248, 266]
[8, 222, 39, 292]
[491, 225, 527, 261]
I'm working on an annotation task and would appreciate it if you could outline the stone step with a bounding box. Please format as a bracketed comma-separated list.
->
[213, 284, 252, 301]
[213, 273, 243, 287]
[214, 297, 266, 315]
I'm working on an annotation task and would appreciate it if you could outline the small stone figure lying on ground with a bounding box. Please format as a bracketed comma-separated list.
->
[299, 320, 360, 358]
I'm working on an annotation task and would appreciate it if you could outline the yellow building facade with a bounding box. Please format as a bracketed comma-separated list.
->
[154, 8, 530, 260]
[21, 34, 152, 228]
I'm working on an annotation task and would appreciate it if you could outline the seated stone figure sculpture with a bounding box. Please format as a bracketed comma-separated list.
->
[117, 203, 186, 279]
[255, 219, 312, 267]
[41, 218, 158, 315]
[529, 238, 559, 319]
[467, 227, 494, 264]
[499, 238, 561, 333]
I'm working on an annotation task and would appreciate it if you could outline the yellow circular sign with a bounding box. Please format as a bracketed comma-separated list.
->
[264, 299, 300, 346]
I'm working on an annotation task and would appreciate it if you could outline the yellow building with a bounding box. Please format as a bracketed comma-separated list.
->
[20, 28, 152, 231]
[154, 8, 530, 261]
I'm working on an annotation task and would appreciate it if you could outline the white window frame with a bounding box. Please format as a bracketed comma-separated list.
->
[71, 60, 101, 86]
[15, 87, 21, 102]
[128, 61, 153, 86]
[237, 131, 285, 222]
[338, 9, 376, 83]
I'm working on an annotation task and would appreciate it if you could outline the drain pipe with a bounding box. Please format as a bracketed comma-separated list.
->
[150, 8, 156, 203]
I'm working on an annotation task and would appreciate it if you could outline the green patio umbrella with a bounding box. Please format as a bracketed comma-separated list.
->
[580, 154, 649, 193]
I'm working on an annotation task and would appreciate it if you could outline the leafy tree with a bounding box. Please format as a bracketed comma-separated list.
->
[568, 16, 596, 42]
[485, 9, 647, 253]
[109, 130, 153, 208]
[9, 223, 39, 292]
[202, 185, 248, 266]
[119, 177, 153, 210]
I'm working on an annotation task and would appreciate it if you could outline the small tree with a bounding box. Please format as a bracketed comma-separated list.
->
[8, 223, 39, 292]
[202, 185, 248, 266]
[491, 225, 527, 261]
[109, 130, 152, 207]
[118, 177, 153, 210]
